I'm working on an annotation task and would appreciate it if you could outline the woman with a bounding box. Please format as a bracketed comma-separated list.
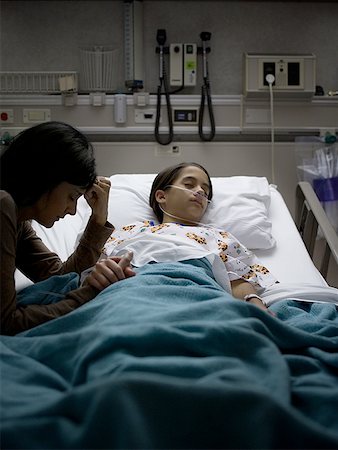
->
[85, 162, 277, 312]
[0, 121, 132, 335]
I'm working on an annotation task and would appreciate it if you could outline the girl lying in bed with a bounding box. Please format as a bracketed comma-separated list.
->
[84, 162, 278, 313]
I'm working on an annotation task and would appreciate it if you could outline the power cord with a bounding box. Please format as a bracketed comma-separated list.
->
[155, 29, 174, 145]
[198, 31, 215, 142]
[266, 74, 275, 184]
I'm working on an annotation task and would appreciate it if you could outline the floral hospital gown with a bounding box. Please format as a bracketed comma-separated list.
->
[102, 221, 278, 293]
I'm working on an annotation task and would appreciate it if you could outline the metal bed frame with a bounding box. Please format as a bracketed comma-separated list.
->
[296, 181, 338, 279]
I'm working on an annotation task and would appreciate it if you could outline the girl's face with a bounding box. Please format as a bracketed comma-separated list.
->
[31, 182, 86, 228]
[155, 166, 211, 225]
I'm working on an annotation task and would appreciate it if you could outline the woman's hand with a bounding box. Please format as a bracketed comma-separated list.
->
[84, 176, 111, 226]
[83, 253, 136, 292]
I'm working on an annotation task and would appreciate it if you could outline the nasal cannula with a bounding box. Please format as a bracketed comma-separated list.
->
[165, 185, 212, 203]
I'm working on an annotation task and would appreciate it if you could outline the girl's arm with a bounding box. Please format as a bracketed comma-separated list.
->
[230, 279, 268, 312]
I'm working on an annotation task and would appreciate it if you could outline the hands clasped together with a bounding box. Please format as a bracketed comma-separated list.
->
[83, 250, 135, 292]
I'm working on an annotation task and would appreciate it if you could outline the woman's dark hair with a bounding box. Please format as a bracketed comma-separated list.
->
[149, 162, 213, 222]
[0, 121, 97, 207]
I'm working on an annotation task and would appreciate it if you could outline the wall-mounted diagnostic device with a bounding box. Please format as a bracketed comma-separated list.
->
[169, 43, 197, 87]
[124, 0, 144, 90]
[243, 53, 316, 97]
[170, 44, 183, 86]
[183, 44, 197, 86]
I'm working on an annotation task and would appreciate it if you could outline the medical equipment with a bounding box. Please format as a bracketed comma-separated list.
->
[169, 44, 183, 86]
[164, 185, 212, 203]
[170, 43, 197, 87]
[198, 32, 216, 141]
[80, 47, 119, 93]
[123, 0, 144, 91]
[296, 135, 338, 233]
[155, 29, 174, 145]
[243, 53, 316, 97]
[114, 94, 127, 124]
[184, 43, 197, 87]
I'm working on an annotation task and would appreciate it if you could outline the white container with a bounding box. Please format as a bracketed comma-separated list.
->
[114, 94, 127, 123]
[80, 46, 119, 93]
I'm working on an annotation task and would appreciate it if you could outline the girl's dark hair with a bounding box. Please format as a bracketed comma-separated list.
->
[149, 162, 213, 222]
[0, 121, 97, 207]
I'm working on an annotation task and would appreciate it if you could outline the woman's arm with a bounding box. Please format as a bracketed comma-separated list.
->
[0, 192, 100, 335]
[61, 176, 114, 274]
[17, 177, 114, 279]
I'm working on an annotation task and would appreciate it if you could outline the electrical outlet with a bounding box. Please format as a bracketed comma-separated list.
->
[23, 109, 51, 123]
[173, 108, 198, 124]
[135, 109, 157, 123]
[155, 144, 181, 156]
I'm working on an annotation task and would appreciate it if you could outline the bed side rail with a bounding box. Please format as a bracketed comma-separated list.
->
[295, 181, 338, 278]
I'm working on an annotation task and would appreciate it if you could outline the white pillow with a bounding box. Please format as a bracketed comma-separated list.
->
[101, 174, 275, 250]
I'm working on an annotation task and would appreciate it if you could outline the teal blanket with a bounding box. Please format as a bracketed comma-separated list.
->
[1, 260, 338, 449]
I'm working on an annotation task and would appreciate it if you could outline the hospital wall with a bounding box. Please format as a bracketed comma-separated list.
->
[2, 0, 338, 95]
[1, 0, 337, 220]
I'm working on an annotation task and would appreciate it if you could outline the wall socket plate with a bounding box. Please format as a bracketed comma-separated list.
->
[23, 109, 51, 123]
[135, 108, 157, 123]
[155, 144, 181, 156]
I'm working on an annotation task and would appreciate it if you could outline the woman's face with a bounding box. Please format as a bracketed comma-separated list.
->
[31, 182, 86, 228]
[156, 166, 211, 225]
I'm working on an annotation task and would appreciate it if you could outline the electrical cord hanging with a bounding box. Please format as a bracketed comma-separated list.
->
[266, 74, 275, 185]
[155, 30, 174, 145]
[199, 79, 216, 141]
[198, 31, 215, 142]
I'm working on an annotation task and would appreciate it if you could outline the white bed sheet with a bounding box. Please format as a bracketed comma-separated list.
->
[256, 185, 327, 286]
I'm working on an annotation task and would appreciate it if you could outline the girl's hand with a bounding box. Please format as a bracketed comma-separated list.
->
[83, 253, 136, 292]
[245, 297, 276, 317]
[84, 177, 111, 226]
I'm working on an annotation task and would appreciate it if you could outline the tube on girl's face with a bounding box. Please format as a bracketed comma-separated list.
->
[165, 185, 212, 204]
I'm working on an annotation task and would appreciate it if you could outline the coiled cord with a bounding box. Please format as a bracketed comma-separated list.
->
[155, 58, 174, 145]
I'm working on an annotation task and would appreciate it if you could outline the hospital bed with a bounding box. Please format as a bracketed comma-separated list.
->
[2, 175, 338, 449]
